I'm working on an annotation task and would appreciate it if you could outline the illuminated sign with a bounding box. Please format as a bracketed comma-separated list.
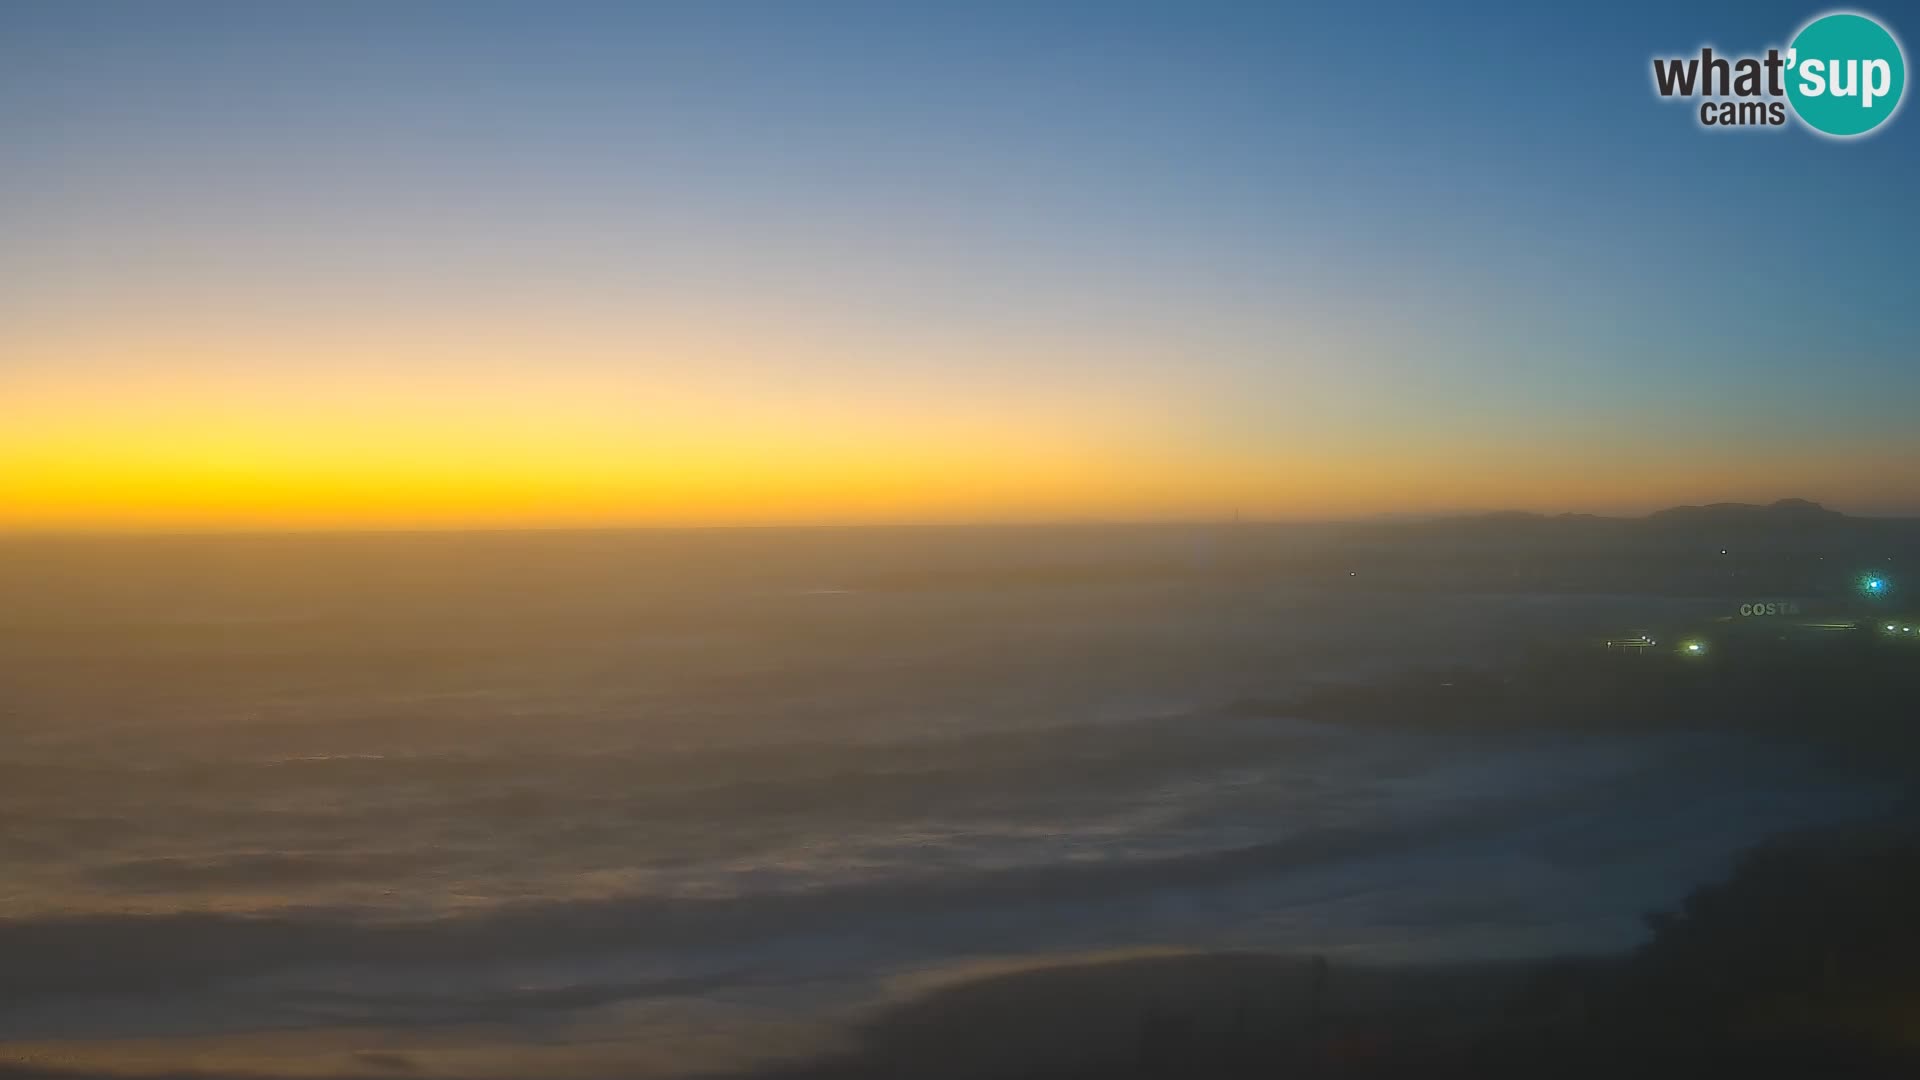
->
[1738, 600, 1803, 617]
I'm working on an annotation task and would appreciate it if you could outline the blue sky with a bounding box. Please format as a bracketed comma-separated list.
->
[3, 1, 1916, 524]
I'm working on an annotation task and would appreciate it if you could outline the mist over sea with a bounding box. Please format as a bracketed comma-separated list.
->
[0, 527, 1894, 1075]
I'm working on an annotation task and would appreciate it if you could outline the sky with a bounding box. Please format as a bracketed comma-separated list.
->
[3, 0, 1916, 529]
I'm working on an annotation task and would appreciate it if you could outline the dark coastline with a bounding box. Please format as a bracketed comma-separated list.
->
[723, 824, 1920, 1079]
[733, 636, 1920, 1079]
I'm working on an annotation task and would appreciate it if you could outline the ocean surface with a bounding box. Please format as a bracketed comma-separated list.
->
[0, 528, 1895, 1076]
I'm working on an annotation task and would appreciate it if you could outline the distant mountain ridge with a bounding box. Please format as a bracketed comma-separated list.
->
[1334, 498, 1916, 596]
[1424, 499, 1852, 527]
[1645, 498, 1845, 524]
[1348, 499, 1912, 555]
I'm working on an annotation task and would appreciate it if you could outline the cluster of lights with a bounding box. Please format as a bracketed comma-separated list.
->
[1602, 570, 1901, 659]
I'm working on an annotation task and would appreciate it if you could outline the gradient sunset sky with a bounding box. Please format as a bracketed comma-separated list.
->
[4, 0, 1916, 529]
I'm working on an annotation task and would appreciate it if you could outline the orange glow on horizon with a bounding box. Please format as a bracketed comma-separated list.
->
[4, 328, 1911, 531]
[4, 386, 1900, 532]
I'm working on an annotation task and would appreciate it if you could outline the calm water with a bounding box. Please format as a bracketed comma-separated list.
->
[0, 529, 1892, 1075]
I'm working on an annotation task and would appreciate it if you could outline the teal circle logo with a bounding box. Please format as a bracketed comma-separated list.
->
[1786, 12, 1906, 137]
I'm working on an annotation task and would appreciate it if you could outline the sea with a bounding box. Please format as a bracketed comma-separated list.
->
[0, 527, 1895, 1076]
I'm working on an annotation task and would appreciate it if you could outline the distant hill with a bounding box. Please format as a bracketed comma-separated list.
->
[1373, 500, 1868, 538]
[1429, 499, 1848, 528]
[1322, 498, 1920, 596]
[1645, 498, 1846, 526]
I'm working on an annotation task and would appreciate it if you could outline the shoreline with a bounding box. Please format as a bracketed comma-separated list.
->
[740, 815, 1920, 1078]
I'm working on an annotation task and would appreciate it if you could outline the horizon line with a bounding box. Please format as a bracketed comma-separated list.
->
[3, 501, 1914, 539]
